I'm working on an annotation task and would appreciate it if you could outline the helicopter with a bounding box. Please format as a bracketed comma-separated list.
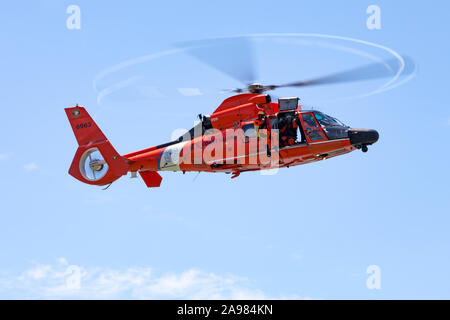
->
[65, 37, 412, 189]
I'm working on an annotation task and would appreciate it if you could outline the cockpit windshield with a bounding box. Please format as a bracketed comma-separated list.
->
[314, 112, 347, 128]
[313, 111, 349, 140]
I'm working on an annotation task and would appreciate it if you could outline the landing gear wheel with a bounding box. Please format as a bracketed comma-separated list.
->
[362, 145, 368, 153]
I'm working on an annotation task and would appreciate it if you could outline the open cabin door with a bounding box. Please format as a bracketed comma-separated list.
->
[276, 111, 306, 147]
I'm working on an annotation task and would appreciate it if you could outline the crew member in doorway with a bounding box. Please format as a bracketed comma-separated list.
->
[254, 110, 272, 157]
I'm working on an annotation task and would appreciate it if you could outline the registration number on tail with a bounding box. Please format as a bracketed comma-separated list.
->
[75, 122, 92, 130]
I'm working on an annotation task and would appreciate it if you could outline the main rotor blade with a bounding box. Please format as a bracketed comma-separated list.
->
[269, 55, 416, 90]
[174, 37, 256, 85]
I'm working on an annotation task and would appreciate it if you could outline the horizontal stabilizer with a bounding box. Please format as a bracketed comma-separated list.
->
[139, 171, 163, 188]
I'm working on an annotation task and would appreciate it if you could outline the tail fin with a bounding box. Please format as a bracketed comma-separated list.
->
[65, 106, 129, 186]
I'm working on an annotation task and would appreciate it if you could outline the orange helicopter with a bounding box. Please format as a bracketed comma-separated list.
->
[65, 39, 414, 189]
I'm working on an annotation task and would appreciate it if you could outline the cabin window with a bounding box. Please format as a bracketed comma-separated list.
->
[242, 123, 257, 138]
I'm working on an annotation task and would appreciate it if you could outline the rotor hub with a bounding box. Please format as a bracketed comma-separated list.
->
[89, 159, 105, 172]
[247, 83, 265, 94]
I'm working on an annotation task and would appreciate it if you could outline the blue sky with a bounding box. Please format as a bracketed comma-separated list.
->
[0, 0, 449, 299]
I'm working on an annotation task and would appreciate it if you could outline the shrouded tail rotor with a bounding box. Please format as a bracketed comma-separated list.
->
[80, 147, 109, 181]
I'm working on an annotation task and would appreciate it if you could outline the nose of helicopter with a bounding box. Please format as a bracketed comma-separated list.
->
[347, 129, 379, 151]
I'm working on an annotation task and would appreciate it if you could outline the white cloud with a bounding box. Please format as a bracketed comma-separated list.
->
[0, 153, 11, 160]
[177, 88, 202, 96]
[22, 264, 52, 280]
[1, 259, 302, 299]
[290, 253, 303, 261]
[24, 162, 38, 171]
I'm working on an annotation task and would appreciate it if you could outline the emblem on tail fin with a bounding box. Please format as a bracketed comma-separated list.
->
[72, 108, 81, 117]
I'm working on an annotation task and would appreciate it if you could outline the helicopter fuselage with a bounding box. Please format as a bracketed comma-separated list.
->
[65, 93, 379, 188]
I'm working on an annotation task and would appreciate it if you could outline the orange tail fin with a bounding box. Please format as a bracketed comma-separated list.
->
[65, 106, 129, 186]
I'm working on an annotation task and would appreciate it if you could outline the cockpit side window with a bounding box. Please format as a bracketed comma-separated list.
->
[301, 113, 327, 142]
